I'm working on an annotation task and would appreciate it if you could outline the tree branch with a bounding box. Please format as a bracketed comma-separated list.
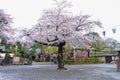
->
[34, 40, 58, 46]
[34, 39, 66, 47]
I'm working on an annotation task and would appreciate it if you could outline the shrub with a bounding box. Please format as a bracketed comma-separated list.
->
[73, 57, 101, 64]
[82, 57, 90, 63]
[63, 56, 71, 64]
[45, 54, 50, 62]
[54, 58, 57, 64]
[34, 57, 40, 62]
[91, 57, 99, 63]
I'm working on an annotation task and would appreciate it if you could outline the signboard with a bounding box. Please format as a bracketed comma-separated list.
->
[13, 57, 20, 64]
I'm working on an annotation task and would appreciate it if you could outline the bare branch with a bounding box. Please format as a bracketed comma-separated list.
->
[75, 15, 102, 31]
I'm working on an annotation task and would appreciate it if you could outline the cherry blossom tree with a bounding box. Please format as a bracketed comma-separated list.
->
[24, 0, 102, 69]
[0, 9, 13, 38]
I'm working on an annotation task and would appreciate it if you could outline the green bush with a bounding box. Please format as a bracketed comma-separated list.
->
[82, 57, 90, 63]
[74, 57, 100, 64]
[54, 58, 57, 64]
[63, 56, 71, 64]
[91, 57, 99, 63]
[34, 57, 40, 62]
[45, 54, 50, 62]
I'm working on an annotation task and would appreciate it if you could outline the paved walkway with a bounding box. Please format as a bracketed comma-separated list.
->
[0, 63, 120, 80]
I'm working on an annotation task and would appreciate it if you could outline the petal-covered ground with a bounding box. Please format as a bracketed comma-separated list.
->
[0, 63, 119, 80]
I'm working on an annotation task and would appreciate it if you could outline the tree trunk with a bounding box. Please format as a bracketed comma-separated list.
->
[87, 49, 90, 57]
[57, 53, 64, 69]
[57, 41, 66, 70]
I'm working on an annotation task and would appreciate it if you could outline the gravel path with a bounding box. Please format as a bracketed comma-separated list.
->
[0, 63, 119, 80]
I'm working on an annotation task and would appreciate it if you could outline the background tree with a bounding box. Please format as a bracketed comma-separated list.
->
[84, 32, 106, 51]
[104, 38, 120, 53]
[0, 9, 15, 53]
[105, 38, 119, 48]
[22, 0, 102, 69]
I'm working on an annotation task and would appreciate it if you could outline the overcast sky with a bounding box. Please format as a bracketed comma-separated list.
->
[0, 0, 120, 41]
